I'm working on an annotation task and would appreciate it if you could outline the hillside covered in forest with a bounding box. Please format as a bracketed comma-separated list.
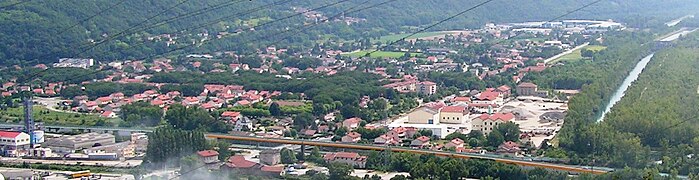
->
[1, 0, 697, 65]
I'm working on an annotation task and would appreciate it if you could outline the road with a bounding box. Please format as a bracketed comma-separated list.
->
[205, 134, 612, 174]
[544, 42, 590, 64]
[0, 157, 142, 168]
[33, 97, 78, 114]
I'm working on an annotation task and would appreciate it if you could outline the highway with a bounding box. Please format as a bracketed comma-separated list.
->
[0, 123, 153, 132]
[206, 134, 612, 175]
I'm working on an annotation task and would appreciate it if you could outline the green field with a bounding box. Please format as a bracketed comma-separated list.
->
[377, 31, 451, 43]
[345, 50, 421, 58]
[0, 106, 115, 126]
[550, 45, 607, 63]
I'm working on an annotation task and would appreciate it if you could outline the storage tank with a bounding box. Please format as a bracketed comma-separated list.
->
[32, 131, 45, 144]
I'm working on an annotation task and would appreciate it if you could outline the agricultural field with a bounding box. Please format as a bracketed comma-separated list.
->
[553, 45, 607, 63]
[0, 106, 115, 126]
[376, 31, 451, 43]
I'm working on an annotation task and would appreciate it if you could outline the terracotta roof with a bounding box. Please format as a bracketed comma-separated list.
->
[0, 131, 22, 138]
[440, 106, 466, 113]
[451, 97, 471, 102]
[335, 152, 360, 159]
[261, 165, 285, 172]
[416, 136, 430, 142]
[518, 82, 538, 88]
[497, 85, 511, 92]
[197, 150, 219, 157]
[221, 111, 241, 117]
[344, 117, 361, 125]
[450, 138, 464, 145]
[227, 155, 257, 168]
[346, 132, 361, 138]
[477, 113, 514, 121]
[477, 91, 501, 101]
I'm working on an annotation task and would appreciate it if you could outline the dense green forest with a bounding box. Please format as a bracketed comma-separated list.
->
[1, 0, 698, 65]
[598, 33, 699, 174]
[537, 30, 699, 175]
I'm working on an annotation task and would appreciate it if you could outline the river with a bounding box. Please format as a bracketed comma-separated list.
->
[596, 28, 697, 122]
[596, 53, 655, 122]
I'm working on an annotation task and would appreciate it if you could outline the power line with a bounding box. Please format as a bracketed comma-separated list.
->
[57, 0, 130, 35]
[266, 0, 400, 46]
[73, 0, 194, 56]
[127, 0, 248, 34]
[19, 0, 291, 83]
[26, 0, 347, 84]
[366, 0, 495, 56]
[0, 0, 28, 10]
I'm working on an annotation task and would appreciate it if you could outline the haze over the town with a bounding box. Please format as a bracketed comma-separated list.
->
[0, 0, 698, 179]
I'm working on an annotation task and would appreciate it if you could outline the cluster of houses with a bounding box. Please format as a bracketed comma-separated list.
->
[381, 75, 438, 95]
[66, 84, 284, 120]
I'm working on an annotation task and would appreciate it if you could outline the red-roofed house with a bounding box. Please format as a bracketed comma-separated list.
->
[473, 89, 503, 105]
[497, 85, 512, 97]
[0, 131, 31, 157]
[1, 92, 12, 97]
[32, 88, 44, 95]
[235, 100, 251, 106]
[342, 117, 361, 130]
[445, 138, 464, 149]
[101, 111, 116, 118]
[374, 134, 400, 146]
[260, 165, 285, 177]
[221, 111, 241, 123]
[439, 106, 468, 124]
[497, 141, 522, 156]
[183, 97, 200, 106]
[96, 97, 113, 105]
[341, 132, 361, 143]
[226, 155, 260, 170]
[472, 113, 515, 135]
[450, 96, 471, 104]
[323, 152, 367, 168]
[411, 136, 431, 147]
[197, 150, 220, 164]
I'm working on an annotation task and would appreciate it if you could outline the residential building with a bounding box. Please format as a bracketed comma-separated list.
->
[444, 138, 464, 149]
[417, 81, 437, 95]
[341, 132, 361, 143]
[259, 149, 281, 165]
[0, 131, 31, 157]
[323, 152, 367, 168]
[471, 113, 515, 135]
[374, 134, 400, 145]
[410, 136, 431, 147]
[342, 117, 361, 130]
[197, 150, 220, 164]
[225, 155, 262, 172]
[439, 106, 468, 124]
[497, 141, 522, 156]
[234, 117, 253, 131]
[473, 89, 503, 106]
[516, 82, 538, 96]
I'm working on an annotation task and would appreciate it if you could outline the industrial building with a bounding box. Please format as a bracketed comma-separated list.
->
[43, 133, 115, 155]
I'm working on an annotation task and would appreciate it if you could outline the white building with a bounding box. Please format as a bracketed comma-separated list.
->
[53, 58, 94, 69]
[0, 131, 31, 157]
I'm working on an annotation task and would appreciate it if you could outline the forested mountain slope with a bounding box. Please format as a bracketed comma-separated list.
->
[0, 0, 697, 65]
